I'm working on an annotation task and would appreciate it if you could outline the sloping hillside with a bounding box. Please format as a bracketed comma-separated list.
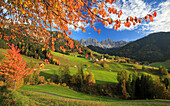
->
[88, 32, 170, 63]
[114, 32, 170, 62]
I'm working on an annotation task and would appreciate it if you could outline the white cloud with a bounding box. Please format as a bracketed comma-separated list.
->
[103, 0, 170, 33]
[144, 1, 170, 33]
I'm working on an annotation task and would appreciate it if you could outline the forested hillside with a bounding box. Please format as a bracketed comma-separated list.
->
[88, 32, 170, 63]
[114, 32, 170, 62]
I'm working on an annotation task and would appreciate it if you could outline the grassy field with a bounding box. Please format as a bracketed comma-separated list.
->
[19, 85, 170, 105]
[152, 60, 170, 69]
[13, 90, 169, 106]
[19, 85, 120, 101]
[51, 51, 89, 66]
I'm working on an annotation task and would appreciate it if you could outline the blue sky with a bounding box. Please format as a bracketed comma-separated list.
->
[69, 0, 170, 42]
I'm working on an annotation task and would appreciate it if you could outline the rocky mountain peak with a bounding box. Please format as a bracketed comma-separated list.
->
[79, 37, 128, 48]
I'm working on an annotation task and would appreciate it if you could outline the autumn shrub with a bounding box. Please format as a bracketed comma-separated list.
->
[49, 82, 57, 86]
[39, 76, 45, 84]
[6, 78, 24, 90]
[47, 79, 51, 84]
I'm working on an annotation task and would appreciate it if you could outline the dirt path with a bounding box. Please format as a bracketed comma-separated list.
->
[34, 91, 170, 105]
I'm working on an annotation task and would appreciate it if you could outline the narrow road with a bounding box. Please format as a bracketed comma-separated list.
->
[34, 91, 170, 105]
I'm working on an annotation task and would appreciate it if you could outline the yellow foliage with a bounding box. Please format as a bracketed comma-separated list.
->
[0, 81, 4, 86]
[85, 71, 89, 76]
[49, 82, 57, 86]
[26, 82, 30, 85]
[40, 64, 45, 69]
[62, 83, 67, 87]
[47, 79, 51, 84]
[42, 48, 45, 51]
[39, 76, 45, 83]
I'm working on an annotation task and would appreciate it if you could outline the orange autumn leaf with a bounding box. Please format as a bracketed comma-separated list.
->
[144, 16, 148, 22]
[130, 17, 133, 22]
[68, 31, 71, 36]
[113, 24, 118, 30]
[153, 11, 157, 17]
[98, 29, 101, 34]
[149, 15, 154, 22]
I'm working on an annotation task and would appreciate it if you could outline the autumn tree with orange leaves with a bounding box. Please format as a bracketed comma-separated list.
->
[0, 44, 34, 90]
[0, 0, 157, 53]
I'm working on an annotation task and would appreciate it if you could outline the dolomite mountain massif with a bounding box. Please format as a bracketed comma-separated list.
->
[79, 37, 128, 48]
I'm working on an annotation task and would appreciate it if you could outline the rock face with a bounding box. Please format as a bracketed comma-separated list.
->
[79, 37, 128, 48]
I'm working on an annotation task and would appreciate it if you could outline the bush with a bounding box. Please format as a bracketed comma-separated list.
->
[39, 76, 45, 84]
[6, 78, 24, 90]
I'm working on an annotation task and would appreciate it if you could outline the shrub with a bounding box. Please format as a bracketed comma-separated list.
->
[62, 83, 67, 87]
[39, 76, 45, 84]
[6, 78, 24, 90]
[47, 79, 51, 84]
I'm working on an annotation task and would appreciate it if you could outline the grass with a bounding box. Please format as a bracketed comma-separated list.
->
[41, 62, 159, 84]
[51, 51, 89, 66]
[19, 85, 121, 101]
[19, 85, 170, 106]
[16, 90, 169, 106]
[152, 60, 170, 69]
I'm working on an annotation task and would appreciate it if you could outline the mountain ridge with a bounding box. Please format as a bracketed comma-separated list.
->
[79, 37, 128, 48]
[88, 32, 170, 62]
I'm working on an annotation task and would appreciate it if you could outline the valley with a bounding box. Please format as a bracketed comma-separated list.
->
[1, 43, 169, 105]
